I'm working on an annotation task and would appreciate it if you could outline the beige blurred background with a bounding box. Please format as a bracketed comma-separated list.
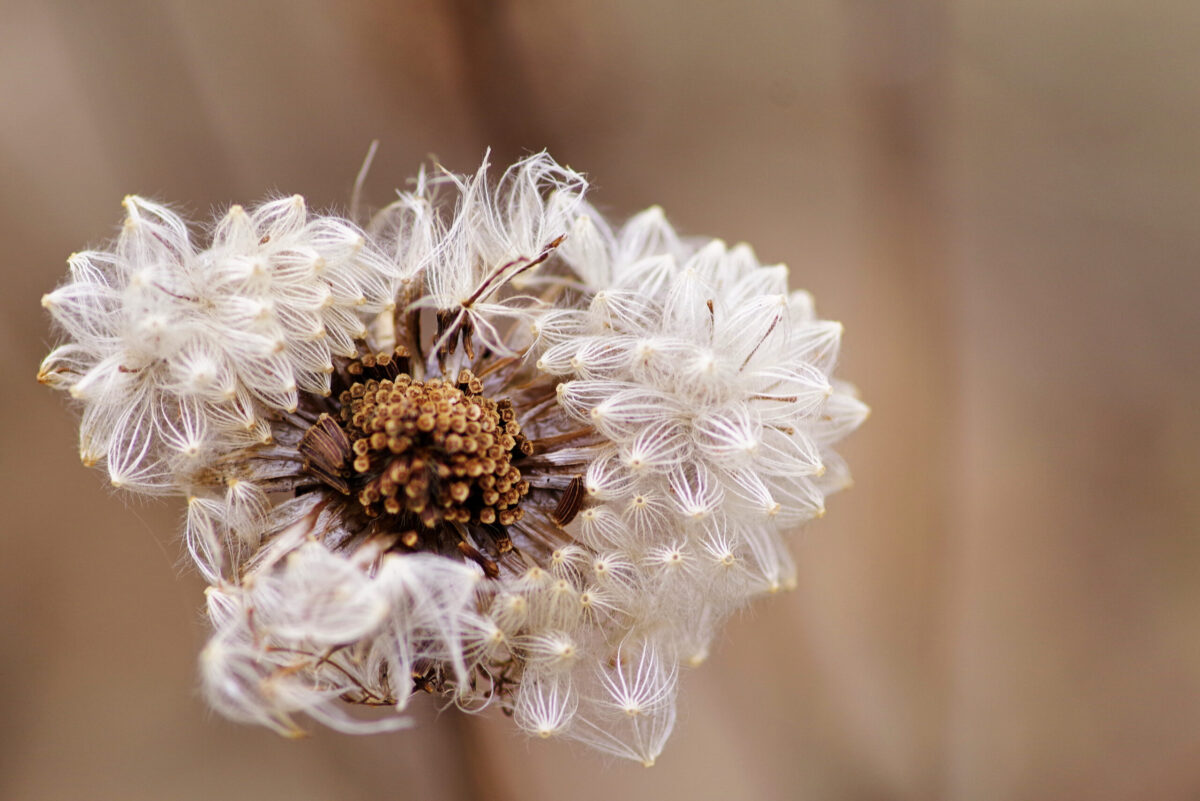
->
[2, 1, 1198, 799]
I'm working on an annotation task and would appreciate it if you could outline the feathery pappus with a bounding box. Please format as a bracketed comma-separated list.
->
[38, 152, 868, 766]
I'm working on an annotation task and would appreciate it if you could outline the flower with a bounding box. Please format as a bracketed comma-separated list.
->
[39, 152, 868, 766]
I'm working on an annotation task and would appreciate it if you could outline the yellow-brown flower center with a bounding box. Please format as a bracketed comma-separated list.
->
[343, 370, 532, 528]
[299, 364, 533, 538]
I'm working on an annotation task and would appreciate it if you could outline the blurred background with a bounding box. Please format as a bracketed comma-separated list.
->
[2, 1, 1198, 799]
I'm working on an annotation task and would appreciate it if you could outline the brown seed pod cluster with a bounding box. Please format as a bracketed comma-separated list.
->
[334, 367, 534, 530]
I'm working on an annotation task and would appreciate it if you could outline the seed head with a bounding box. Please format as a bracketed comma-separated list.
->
[39, 151, 868, 766]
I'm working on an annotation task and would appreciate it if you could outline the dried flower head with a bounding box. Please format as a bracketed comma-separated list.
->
[39, 152, 868, 766]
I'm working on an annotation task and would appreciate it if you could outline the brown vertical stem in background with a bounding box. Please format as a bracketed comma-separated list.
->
[442, 0, 561, 164]
[841, 1, 955, 797]
[426, 4, 556, 797]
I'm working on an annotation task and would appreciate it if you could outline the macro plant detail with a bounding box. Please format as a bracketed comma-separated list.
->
[38, 152, 868, 766]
